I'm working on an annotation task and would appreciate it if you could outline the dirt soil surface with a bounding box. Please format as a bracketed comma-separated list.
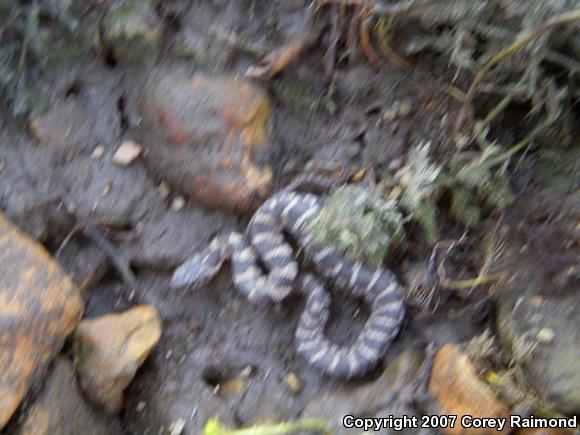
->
[1, 1, 578, 434]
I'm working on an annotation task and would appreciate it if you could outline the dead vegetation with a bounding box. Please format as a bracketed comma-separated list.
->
[309, 0, 578, 295]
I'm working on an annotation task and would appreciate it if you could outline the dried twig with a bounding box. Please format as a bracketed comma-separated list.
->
[58, 223, 136, 287]
[376, 17, 412, 71]
[324, 2, 340, 77]
[359, 6, 382, 68]
[245, 17, 321, 79]
[429, 232, 504, 293]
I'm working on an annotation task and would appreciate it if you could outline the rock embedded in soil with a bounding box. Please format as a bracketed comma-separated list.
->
[428, 344, 510, 435]
[0, 212, 84, 429]
[134, 70, 275, 211]
[497, 292, 580, 415]
[492, 200, 580, 415]
[284, 372, 301, 395]
[18, 357, 123, 435]
[73, 305, 162, 413]
[112, 140, 142, 166]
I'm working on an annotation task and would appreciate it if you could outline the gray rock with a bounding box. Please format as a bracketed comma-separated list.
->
[497, 292, 580, 415]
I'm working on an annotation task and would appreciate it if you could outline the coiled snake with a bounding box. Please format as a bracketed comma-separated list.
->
[171, 177, 405, 378]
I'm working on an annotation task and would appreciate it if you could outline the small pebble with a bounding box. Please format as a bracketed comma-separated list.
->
[171, 196, 186, 211]
[91, 145, 105, 159]
[0, 158, 6, 172]
[388, 186, 402, 201]
[188, 317, 200, 332]
[101, 182, 112, 197]
[165, 350, 173, 360]
[136, 401, 146, 412]
[285, 372, 301, 395]
[382, 107, 398, 122]
[388, 158, 404, 171]
[239, 365, 253, 378]
[113, 140, 142, 166]
[221, 377, 245, 396]
[398, 98, 413, 118]
[169, 418, 186, 435]
[158, 181, 171, 199]
[530, 295, 544, 307]
[536, 328, 554, 343]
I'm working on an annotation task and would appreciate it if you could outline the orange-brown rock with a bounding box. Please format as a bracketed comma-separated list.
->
[428, 344, 510, 435]
[136, 70, 274, 212]
[73, 305, 161, 413]
[0, 213, 83, 429]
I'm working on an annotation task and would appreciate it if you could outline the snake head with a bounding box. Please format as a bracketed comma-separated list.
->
[170, 248, 225, 289]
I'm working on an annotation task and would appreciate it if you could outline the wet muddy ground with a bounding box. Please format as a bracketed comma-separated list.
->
[1, 1, 578, 434]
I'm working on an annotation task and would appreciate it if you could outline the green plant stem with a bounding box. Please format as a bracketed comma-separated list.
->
[486, 116, 553, 167]
[483, 94, 512, 125]
[203, 418, 332, 435]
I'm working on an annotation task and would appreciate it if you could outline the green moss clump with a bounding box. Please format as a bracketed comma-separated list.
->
[310, 184, 406, 265]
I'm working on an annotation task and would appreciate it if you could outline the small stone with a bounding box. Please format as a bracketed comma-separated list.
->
[536, 328, 555, 343]
[388, 158, 404, 171]
[135, 401, 146, 412]
[112, 140, 142, 166]
[169, 418, 186, 435]
[0, 158, 5, 172]
[92, 145, 105, 159]
[285, 372, 301, 395]
[188, 317, 201, 332]
[165, 350, 173, 360]
[382, 107, 398, 122]
[73, 305, 162, 413]
[158, 181, 170, 199]
[388, 185, 403, 200]
[397, 98, 413, 118]
[171, 196, 185, 211]
[101, 182, 112, 197]
[239, 365, 253, 378]
[221, 377, 245, 396]
[530, 295, 544, 307]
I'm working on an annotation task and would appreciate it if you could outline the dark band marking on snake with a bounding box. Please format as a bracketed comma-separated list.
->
[171, 179, 405, 378]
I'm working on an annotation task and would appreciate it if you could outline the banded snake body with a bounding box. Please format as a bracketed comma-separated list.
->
[171, 177, 405, 378]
